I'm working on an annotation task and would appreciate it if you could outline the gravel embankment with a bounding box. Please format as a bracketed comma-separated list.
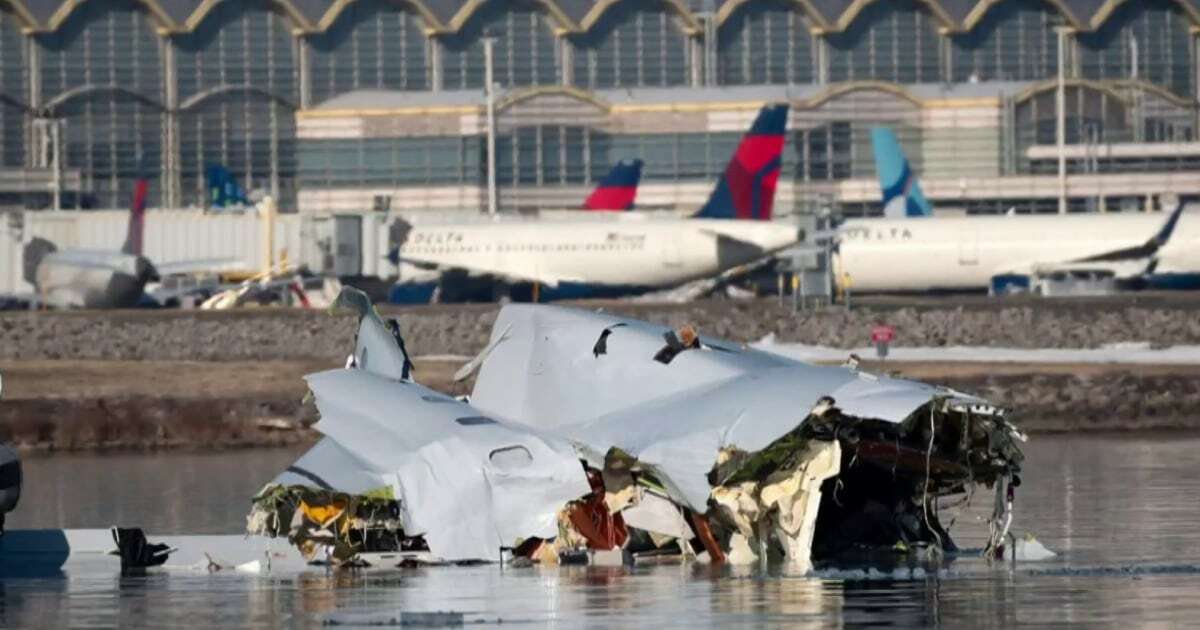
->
[4, 297, 1200, 451]
[4, 297, 1200, 361]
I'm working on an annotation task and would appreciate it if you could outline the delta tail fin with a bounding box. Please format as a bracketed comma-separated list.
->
[206, 163, 250, 209]
[693, 104, 788, 221]
[584, 159, 643, 211]
[871, 127, 932, 218]
[121, 176, 148, 256]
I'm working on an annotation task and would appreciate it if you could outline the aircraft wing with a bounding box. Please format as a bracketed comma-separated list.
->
[696, 228, 766, 250]
[993, 201, 1189, 281]
[154, 258, 248, 277]
[395, 252, 585, 288]
[994, 258, 1153, 281]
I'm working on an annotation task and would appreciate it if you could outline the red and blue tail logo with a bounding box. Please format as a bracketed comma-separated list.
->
[122, 176, 148, 256]
[694, 104, 788, 221]
[584, 159, 643, 211]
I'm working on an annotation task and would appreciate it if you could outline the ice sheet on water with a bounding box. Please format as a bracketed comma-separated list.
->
[808, 566, 944, 581]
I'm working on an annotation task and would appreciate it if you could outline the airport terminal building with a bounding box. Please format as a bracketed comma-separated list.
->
[0, 0, 1197, 216]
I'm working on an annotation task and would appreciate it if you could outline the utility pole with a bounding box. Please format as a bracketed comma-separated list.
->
[483, 35, 498, 216]
[1055, 26, 1070, 214]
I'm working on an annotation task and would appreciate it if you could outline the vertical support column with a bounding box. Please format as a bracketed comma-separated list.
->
[690, 35, 703, 87]
[700, 12, 715, 86]
[939, 28, 952, 83]
[484, 36, 497, 215]
[1055, 26, 1070, 214]
[1193, 28, 1199, 133]
[25, 34, 40, 170]
[814, 30, 827, 85]
[269, 100, 280, 202]
[559, 34, 573, 86]
[298, 34, 311, 110]
[163, 33, 181, 208]
[1001, 94, 1016, 176]
[429, 34, 442, 92]
[49, 120, 61, 211]
[1130, 35, 1143, 143]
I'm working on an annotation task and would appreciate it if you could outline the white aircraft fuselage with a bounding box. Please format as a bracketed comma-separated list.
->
[35, 250, 156, 309]
[398, 215, 802, 291]
[833, 211, 1200, 292]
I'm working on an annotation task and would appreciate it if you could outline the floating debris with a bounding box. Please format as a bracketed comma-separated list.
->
[249, 288, 1028, 569]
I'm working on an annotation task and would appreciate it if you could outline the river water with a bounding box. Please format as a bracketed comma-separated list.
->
[4, 434, 1200, 628]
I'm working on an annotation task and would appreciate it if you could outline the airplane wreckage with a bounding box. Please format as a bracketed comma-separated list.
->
[244, 288, 1029, 571]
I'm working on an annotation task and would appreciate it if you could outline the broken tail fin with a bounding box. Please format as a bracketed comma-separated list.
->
[121, 176, 148, 256]
[333, 286, 413, 381]
[693, 104, 788, 221]
[583, 159, 643, 211]
[871, 127, 932, 218]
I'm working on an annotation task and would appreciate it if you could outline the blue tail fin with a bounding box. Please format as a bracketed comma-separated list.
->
[693, 104, 789, 220]
[584, 159, 643, 211]
[206, 163, 249, 209]
[871, 127, 932, 218]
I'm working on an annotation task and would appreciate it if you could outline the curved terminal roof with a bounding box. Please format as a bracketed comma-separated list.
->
[301, 78, 1197, 116]
[5, 0, 1199, 34]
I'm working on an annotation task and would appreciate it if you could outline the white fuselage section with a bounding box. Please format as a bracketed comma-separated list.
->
[399, 216, 801, 288]
[36, 250, 153, 308]
[833, 211, 1200, 292]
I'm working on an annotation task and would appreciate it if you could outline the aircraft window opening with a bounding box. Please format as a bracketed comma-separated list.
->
[489, 445, 534, 470]
[455, 416, 497, 426]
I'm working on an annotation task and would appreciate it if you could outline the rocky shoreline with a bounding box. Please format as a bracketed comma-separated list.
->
[5, 296, 1200, 363]
[3, 297, 1199, 451]
[2, 358, 1197, 452]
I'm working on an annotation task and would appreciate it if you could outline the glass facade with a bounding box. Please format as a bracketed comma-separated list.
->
[175, 1, 297, 206]
[950, 0, 1060, 82]
[570, 1, 691, 88]
[0, 5, 26, 168]
[299, 136, 480, 188]
[1078, 0, 1195, 97]
[0, 0, 1194, 211]
[440, 1, 560, 90]
[36, 1, 163, 208]
[607, 131, 741, 181]
[179, 94, 295, 206]
[717, 0, 815, 85]
[308, 0, 430, 104]
[1013, 85, 1133, 171]
[495, 125, 604, 185]
[827, 1, 943, 83]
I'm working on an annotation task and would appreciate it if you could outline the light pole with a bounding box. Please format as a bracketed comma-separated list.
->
[1055, 26, 1070, 215]
[483, 35, 498, 216]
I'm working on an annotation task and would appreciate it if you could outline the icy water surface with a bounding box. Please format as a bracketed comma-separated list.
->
[5, 435, 1200, 628]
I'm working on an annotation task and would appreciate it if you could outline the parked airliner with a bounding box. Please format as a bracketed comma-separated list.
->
[832, 128, 1199, 293]
[390, 105, 801, 301]
[22, 177, 241, 309]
